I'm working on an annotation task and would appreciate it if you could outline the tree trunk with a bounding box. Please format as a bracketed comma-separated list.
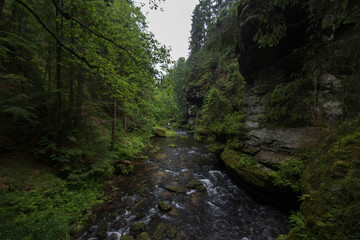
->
[124, 114, 128, 132]
[0, 0, 5, 22]
[67, 0, 75, 124]
[111, 98, 117, 150]
[75, 74, 83, 124]
[55, 0, 63, 123]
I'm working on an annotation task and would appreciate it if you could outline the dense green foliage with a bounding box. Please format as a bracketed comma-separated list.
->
[166, 57, 188, 126]
[0, 0, 174, 238]
[281, 117, 360, 240]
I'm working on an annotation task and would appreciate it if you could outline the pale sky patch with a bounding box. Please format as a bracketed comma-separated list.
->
[136, 0, 199, 61]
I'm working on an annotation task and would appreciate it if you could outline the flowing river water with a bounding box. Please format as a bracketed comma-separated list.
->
[79, 131, 289, 240]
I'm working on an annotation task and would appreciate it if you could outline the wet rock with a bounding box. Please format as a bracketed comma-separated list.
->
[165, 226, 177, 238]
[158, 201, 171, 211]
[153, 222, 166, 240]
[226, 138, 245, 150]
[246, 128, 321, 153]
[254, 150, 288, 170]
[173, 236, 185, 240]
[154, 127, 167, 137]
[98, 222, 109, 231]
[209, 141, 226, 158]
[242, 146, 260, 155]
[130, 222, 145, 235]
[120, 235, 134, 240]
[109, 233, 119, 240]
[137, 232, 151, 240]
[163, 185, 185, 193]
[95, 230, 108, 239]
[186, 180, 206, 192]
[187, 104, 198, 117]
[243, 89, 264, 129]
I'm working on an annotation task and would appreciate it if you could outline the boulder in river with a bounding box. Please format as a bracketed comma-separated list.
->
[158, 201, 171, 211]
[120, 235, 134, 240]
[137, 232, 151, 240]
[130, 222, 145, 235]
[154, 127, 167, 137]
[153, 222, 166, 240]
[165, 225, 177, 238]
[164, 184, 185, 193]
[186, 179, 206, 192]
[95, 230, 108, 239]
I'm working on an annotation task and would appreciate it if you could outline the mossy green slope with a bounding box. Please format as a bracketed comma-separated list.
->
[284, 117, 360, 240]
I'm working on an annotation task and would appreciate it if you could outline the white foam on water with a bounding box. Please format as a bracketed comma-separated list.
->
[164, 169, 179, 176]
[107, 232, 120, 240]
[200, 178, 214, 189]
[172, 200, 186, 209]
[209, 170, 225, 179]
[186, 189, 196, 195]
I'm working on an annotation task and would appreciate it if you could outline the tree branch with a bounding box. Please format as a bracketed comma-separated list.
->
[50, 0, 139, 63]
[15, 0, 98, 69]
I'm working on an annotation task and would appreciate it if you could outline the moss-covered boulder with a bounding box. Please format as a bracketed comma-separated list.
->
[153, 127, 179, 138]
[136, 232, 151, 240]
[220, 147, 297, 208]
[208, 141, 226, 158]
[165, 130, 179, 138]
[164, 185, 185, 193]
[186, 179, 206, 192]
[158, 201, 171, 211]
[120, 235, 134, 240]
[153, 222, 166, 240]
[154, 127, 167, 137]
[95, 230, 108, 239]
[165, 226, 177, 238]
[130, 222, 145, 235]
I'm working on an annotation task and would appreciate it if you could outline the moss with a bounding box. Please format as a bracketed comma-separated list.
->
[153, 127, 179, 138]
[165, 226, 177, 238]
[165, 129, 179, 138]
[158, 201, 171, 211]
[153, 222, 166, 240]
[226, 137, 245, 150]
[137, 232, 151, 240]
[186, 180, 206, 192]
[220, 147, 274, 189]
[208, 141, 226, 157]
[153, 127, 167, 137]
[287, 117, 360, 240]
[272, 157, 305, 192]
[120, 235, 134, 240]
[163, 185, 185, 193]
[115, 164, 134, 175]
[130, 222, 145, 234]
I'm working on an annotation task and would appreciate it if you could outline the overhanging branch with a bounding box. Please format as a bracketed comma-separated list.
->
[15, 0, 98, 69]
[50, 0, 139, 63]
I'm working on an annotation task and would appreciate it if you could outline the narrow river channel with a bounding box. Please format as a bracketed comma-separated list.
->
[79, 131, 289, 240]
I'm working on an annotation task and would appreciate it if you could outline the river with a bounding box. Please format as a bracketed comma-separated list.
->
[79, 131, 289, 240]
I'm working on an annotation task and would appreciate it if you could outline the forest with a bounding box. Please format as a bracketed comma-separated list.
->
[0, 0, 359, 239]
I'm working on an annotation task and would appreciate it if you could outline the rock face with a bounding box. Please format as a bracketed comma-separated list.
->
[184, 1, 345, 209]
[318, 73, 343, 119]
